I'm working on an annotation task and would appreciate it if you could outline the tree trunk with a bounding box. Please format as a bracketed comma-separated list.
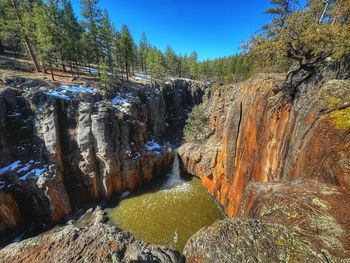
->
[75, 61, 80, 78]
[319, 0, 330, 24]
[0, 39, 4, 54]
[61, 57, 66, 72]
[50, 64, 55, 81]
[87, 64, 92, 75]
[70, 61, 74, 77]
[11, 0, 41, 72]
[125, 61, 129, 82]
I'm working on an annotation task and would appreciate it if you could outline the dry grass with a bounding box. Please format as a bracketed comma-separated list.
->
[0, 53, 100, 87]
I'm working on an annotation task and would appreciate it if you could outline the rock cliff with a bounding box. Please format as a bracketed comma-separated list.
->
[179, 68, 350, 260]
[0, 78, 209, 244]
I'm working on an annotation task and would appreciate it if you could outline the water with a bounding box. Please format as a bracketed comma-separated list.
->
[107, 153, 225, 252]
[165, 151, 183, 187]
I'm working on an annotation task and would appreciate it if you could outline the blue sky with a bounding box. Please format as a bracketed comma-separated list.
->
[71, 0, 273, 60]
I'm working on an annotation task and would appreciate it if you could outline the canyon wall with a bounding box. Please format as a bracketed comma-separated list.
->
[179, 72, 350, 217]
[179, 70, 350, 260]
[0, 78, 209, 242]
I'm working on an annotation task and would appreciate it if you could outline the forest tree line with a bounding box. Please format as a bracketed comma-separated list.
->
[0, 0, 349, 84]
[0, 0, 253, 83]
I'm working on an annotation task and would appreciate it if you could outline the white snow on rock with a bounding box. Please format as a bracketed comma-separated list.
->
[45, 85, 98, 100]
[0, 161, 22, 175]
[16, 160, 34, 173]
[120, 190, 131, 200]
[0, 160, 47, 182]
[112, 93, 134, 113]
[8, 112, 21, 117]
[80, 66, 99, 75]
[144, 140, 163, 155]
[133, 73, 151, 80]
[19, 167, 47, 181]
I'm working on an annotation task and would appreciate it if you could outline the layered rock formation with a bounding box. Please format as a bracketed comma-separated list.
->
[179, 69, 350, 260]
[0, 78, 209, 243]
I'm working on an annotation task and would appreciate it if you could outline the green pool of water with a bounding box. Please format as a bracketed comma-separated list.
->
[107, 176, 225, 252]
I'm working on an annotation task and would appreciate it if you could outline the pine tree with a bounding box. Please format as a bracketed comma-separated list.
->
[80, 0, 102, 74]
[189, 51, 199, 79]
[146, 47, 166, 77]
[33, 2, 56, 79]
[100, 9, 115, 71]
[165, 45, 179, 77]
[8, 0, 41, 71]
[61, 0, 83, 76]
[264, 0, 297, 36]
[138, 32, 149, 73]
[116, 25, 135, 81]
[46, 0, 66, 71]
[99, 62, 111, 87]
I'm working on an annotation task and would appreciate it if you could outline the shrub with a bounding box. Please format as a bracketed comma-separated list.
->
[184, 104, 208, 142]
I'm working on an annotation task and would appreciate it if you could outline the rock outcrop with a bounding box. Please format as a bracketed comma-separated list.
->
[0, 223, 183, 263]
[184, 179, 350, 262]
[0, 78, 209, 243]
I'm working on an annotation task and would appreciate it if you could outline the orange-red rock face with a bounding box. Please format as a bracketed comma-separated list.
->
[179, 75, 350, 217]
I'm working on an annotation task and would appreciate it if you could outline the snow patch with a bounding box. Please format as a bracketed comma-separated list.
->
[45, 85, 98, 100]
[0, 161, 22, 175]
[0, 160, 47, 182]
[144, 140, 163, 155]
[16, 160, 34, 173]
[112, 93, 133, 113]
[120, 191, 131, 200]
[20, 168, 47, 181]
[133, 73, 151, 80]
[80, 67, 99, 75]
[8, 112, 21, 117]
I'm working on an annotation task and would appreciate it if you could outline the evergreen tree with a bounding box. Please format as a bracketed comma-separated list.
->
[116, 25, 135, 81]
[264, 0, 297, 36]
[99, 62, 111, 87]
[146, 47, 166, 77]
[46, 0, 65, 71]
[100, 9, 115, 71]
[138, 32, 149, 73]
[8, 0, 41, 71]
[61, 0, 83, 75]
[165, 45, 179, 77]
[33, 2, 56, 79]
[80, 0, 102, 73]
[189, 51, 198, 79]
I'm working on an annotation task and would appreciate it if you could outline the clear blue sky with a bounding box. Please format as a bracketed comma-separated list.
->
[71, 0, 273, 61]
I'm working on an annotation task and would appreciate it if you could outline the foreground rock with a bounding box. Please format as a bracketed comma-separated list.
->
[184, 179, 350, 262]
[0, 223, 183, 263]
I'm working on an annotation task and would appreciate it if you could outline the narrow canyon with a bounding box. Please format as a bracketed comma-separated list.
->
[0, 63, 350, 262]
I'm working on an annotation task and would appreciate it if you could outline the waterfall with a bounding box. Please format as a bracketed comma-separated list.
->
[166, 151, 183, 187]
